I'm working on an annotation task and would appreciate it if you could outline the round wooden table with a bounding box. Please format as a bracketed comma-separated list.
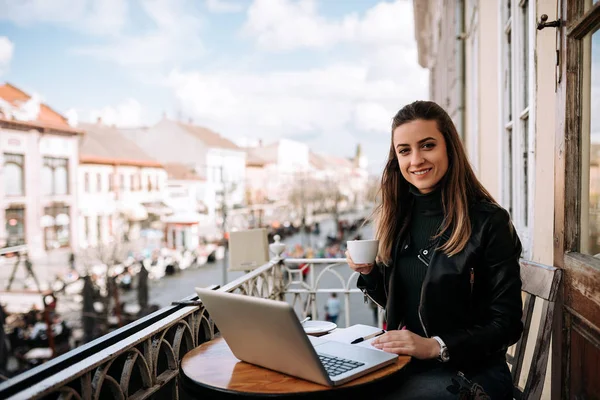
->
[180, 336, 411, 399]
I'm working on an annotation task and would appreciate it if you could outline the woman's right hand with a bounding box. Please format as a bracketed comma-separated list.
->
[345, 250, 375, 275]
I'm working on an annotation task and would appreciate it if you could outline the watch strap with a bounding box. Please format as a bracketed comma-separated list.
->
[432, 336, 450, 362]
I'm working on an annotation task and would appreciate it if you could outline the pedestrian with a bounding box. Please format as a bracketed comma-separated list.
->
[324, 293, 340, 324]
[0, 303, 8, 374]
[368, 298, 379, 326]
[346, 101, 522, 399]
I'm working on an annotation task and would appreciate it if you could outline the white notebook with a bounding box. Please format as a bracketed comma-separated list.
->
[322, 324, 386, 351]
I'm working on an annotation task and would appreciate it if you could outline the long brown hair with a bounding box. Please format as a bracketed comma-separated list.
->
[374, 100, 496, 264]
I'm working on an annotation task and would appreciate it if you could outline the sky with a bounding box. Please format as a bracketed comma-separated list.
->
[0, 0, 429, 174]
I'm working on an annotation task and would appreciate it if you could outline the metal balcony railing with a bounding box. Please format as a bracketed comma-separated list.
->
[0, 256, 370, 400]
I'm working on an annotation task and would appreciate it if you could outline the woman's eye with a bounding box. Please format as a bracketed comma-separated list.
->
[422, 143, 435, 149]
[398, 148, 409, 155]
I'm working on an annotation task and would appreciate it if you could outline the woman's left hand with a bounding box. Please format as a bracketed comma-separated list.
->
[371, 329, 440, 360]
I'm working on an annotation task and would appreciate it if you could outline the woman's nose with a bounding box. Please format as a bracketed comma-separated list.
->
[410, 151, 424, 166]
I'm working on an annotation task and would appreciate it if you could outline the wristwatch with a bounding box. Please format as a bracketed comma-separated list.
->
[432, 336, 450, 362]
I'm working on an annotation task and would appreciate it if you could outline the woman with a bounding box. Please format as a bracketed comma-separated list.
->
[347, 101, 522, 399]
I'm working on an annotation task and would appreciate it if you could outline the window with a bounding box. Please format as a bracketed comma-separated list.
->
[148, 175, 153, 191]
[501, 0, 534, 256]
[4, 153, 24, 196]
[97, 173, 102, 192]
[96, 216, 103, 244]
[119, 174, 125, 191]
[130, 175, 135, 191]
[43, 204, 70, 250]
[581, 28, 600, 255]
[5, 207, 25, 246]
[43, 157, 69, 195]
[84, 216, 90, 244]
[84, 172, 90, 193]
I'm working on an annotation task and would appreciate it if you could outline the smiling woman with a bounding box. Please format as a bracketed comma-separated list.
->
[346, 101, 523, 399]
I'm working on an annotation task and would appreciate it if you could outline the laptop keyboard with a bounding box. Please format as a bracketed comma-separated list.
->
[318, 353, 365, 377]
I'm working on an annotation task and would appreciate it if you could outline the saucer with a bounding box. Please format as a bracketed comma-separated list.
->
[302, 320, 337, 335]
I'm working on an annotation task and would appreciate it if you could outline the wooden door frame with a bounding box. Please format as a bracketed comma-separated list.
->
[553, 1, 600, 399]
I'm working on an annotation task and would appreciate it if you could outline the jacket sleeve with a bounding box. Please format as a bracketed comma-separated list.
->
[440, 208, 523, 366]
[356, 263, 387, 308]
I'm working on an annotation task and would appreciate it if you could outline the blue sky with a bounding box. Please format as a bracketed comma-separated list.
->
[0, 0, 428, 173]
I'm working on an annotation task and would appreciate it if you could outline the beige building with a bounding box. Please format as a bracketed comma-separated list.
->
[78, 122, 168, 248]
[413, 1, 600, 398]
[0, 83, 82, 258]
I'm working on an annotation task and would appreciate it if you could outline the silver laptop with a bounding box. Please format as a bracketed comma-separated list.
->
[195, 288, 398, 386]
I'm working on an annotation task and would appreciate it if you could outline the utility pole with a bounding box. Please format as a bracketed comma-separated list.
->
[219, 165, 228, 286]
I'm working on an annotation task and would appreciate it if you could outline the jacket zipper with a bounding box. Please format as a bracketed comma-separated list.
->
[470, 267, 475, 295]
[417, 253, 430, 338]
[362, 290, 384, 309]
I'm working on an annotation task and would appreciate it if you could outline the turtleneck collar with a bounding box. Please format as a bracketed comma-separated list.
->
[409, 184, 444, 216]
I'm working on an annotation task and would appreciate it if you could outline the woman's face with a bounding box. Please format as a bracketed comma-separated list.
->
[392, 119, 449, 194]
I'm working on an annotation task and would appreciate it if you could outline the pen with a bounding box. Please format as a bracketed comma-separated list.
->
[351, 329, 386, 344]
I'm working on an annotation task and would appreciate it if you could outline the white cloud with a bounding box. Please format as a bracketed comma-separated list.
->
[167, 59, 427, 171]
[167, 0, 428, 172]
[206, 0, 244, 13]
[353, 102, 394, 133]
[0, 37, 14, 76]
[65, 108, 79, 127]
[89, 98, 144, 127]
[242, 0, 414, 52]
[0, 0, 128, 36]
[73, 0, 204, 67]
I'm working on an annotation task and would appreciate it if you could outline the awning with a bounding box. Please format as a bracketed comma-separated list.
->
[141, 201, 173, 216]
[118, 201, 148, 221]
[163, 211, 202, 224]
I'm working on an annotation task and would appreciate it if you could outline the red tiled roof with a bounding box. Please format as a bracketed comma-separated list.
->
[0, 83, 80, 134]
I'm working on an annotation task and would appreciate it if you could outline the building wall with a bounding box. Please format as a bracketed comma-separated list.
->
[78, 163, 116, 248]
[205, 147, 247, 208]
[0, 128, 79, 258]
[476, 0, 501, 199]
[77, 164, 167, 248]
[532, 0, 556, 267]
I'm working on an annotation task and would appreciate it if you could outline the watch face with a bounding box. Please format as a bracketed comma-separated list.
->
[441, 348, 450, 361]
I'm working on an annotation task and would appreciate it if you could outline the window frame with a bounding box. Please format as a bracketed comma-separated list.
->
[3, 153, 25, 197]
[499, 0, 536, 257]
[43, 157, 70, 196]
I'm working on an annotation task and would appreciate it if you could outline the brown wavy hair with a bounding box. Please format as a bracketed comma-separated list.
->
[374, 101, 496, 264]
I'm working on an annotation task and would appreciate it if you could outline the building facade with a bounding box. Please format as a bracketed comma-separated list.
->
[413, 1, 600, 398]
[0, 83, 81, 258]
[78, 122, 168, 249]
[121, 119, 247, 225]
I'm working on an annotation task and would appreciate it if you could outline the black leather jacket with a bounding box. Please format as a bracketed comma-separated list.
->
[357, 201, 523, 369]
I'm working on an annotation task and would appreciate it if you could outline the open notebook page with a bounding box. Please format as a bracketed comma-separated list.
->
[321, 324, 386, 351]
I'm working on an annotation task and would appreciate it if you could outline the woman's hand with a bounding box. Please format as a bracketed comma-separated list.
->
[345, 250, 375, 275]
[371, 329, 440, 360]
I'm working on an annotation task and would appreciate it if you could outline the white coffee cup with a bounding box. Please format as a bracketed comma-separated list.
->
[347, 239, 379, 264]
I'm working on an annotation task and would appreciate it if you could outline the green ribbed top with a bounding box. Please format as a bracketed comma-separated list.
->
[394, 186, 444, 335]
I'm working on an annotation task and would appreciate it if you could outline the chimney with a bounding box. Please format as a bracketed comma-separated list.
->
[96, 116, 102, 125]
[258, 139, 263, 147]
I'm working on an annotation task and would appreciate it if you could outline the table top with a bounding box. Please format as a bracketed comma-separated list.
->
[181, 336, 411, 396]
